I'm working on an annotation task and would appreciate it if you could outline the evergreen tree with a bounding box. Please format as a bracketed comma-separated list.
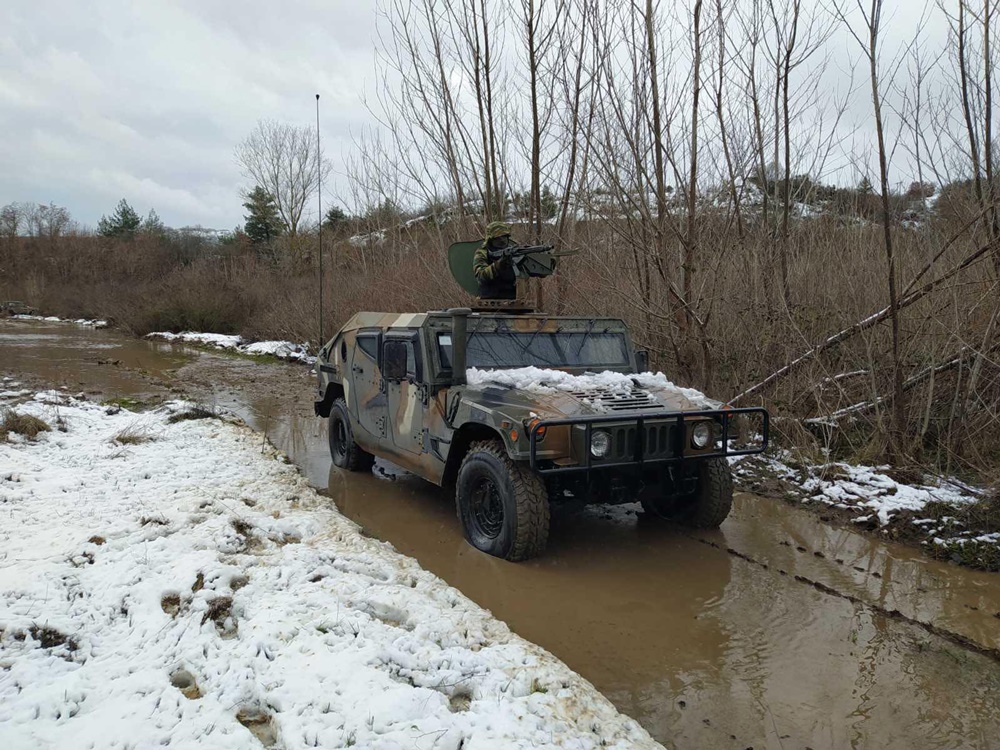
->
[140, 208, 166, 238]
[540, 185, 558, 220]
[242, 187, 284, 243]
[323, 205, 348, 230]
[98, 199, 142, 238]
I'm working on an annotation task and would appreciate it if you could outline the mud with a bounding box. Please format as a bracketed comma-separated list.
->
[4, 318, 1000, 749]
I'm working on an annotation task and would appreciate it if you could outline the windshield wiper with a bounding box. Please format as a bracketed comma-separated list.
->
[574, 318, 597, 360]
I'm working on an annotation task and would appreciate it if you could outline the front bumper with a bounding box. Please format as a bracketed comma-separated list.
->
[527, 407, 769, 475]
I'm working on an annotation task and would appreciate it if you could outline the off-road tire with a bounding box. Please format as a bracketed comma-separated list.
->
[455, 439, 550, 561]
[641, 458, 733, 528]
[328, 398, 375, 472]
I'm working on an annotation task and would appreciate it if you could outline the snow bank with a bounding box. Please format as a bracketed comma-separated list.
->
[732, 450, 981, 526]
[0, 396, 658, 749]
[147, 332, 316, 365]
[467, 366, 713, 409]
[148, 330, 243, 350]
[11, 314, 108, 328]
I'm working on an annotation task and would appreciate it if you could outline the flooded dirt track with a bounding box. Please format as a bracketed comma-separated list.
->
[4, 319, 1000, 749]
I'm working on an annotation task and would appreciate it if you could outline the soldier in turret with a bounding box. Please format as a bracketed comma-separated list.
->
[473, 221, 517, 300]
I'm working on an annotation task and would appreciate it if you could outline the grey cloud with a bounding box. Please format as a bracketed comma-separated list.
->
[0, 0, 377, 230]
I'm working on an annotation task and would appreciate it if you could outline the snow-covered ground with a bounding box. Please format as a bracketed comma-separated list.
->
[147, 332, 316, 365]
[0, 393, 659, 749]
[731, 448, 997, 554]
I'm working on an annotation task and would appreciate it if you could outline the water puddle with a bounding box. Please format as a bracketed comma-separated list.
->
[4, 318, 1000, 749]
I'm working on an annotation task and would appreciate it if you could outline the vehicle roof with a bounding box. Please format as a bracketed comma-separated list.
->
[339, 312, 430, 332]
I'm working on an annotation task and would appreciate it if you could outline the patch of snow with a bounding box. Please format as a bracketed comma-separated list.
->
[11, 315, 108, 328]
[0, 396, 657, 749]
[242, 340, 314, 364]
[792, 201, 823, 219]
[734, 449, 982, 527]
[147, 332, 317, 366]
[348, 229, 387, 247]
[148, 331, 244, 350]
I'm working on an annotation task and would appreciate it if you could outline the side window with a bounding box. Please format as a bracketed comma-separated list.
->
[405, 343, 416, 378]
[384, 334, 423, 382]
[437, 333, 452, 370]
[357, 334, 379, 362]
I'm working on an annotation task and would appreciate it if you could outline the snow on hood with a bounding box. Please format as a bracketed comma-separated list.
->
[466, 366, 715, 410]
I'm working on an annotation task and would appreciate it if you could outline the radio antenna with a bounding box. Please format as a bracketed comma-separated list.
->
[315, 93, 324, 349]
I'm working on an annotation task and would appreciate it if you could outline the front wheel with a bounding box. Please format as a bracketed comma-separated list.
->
[456, 440, 550, 561]
[328, 398, 375, 472]
[641, 458, 733, 528]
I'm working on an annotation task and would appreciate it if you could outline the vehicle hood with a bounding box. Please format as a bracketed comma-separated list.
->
[462, 367, 720, 421]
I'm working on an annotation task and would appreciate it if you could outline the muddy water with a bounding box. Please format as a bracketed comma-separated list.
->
[5, 319, 1000, 749]
[0, 319, 192, 398]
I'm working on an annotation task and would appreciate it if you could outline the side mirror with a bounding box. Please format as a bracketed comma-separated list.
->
[635, 349, 649, 373]
[383, 342, 407, 381]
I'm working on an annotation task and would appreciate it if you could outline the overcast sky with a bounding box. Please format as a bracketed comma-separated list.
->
[1, 1, 956, 232]
[1, 0, 378, 231]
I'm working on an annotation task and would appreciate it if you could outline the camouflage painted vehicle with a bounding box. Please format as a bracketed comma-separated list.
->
[314, 307, 769, 561]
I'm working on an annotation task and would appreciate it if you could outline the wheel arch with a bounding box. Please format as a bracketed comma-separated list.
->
[442, 422, 509, 488]
[316, 381, 345, 418]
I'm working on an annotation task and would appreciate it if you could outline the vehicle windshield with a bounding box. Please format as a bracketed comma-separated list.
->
[439, 329, 630, 369]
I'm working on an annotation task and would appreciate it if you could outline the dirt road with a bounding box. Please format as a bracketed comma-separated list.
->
[4, 317, 1000, 749]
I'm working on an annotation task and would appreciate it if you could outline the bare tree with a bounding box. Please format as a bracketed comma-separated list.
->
[30, 203, 73, 239]
[832, 0, 906, 456]
[0, 203, 24, 238]
[235, 120, 331, 239]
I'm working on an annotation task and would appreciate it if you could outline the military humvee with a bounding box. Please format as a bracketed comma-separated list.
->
[314, 239, 768, 560]
[315, 312, 769, 561]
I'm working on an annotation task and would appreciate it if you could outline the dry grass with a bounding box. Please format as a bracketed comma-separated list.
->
[167, 405, 217, 424]
[28, 624, 78, 652]
[0, 408, 50, 441]
[112, 423, 153, 445]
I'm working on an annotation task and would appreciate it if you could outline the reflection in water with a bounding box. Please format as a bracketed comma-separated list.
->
[5, 319, 1000, 749]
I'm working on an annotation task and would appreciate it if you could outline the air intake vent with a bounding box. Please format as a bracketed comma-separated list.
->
[568, 387, 664, 412]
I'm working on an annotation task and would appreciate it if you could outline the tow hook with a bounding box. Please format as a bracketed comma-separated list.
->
[609, 476, 637, 503]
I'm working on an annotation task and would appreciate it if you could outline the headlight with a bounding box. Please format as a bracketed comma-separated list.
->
[690, 421, 712, 449]
[590, 430, 611, 458]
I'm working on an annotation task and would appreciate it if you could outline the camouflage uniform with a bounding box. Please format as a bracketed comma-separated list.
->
[473, 221, 512, 280]
[473, 221, 517, 299]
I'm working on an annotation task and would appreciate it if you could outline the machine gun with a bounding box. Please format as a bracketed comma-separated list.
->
[486, 242, 576, 278]
[486, 242, 554, 262]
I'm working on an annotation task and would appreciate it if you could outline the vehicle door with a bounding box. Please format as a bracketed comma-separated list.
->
[382, 331, 425, 458]
[348, 329, 387, 444]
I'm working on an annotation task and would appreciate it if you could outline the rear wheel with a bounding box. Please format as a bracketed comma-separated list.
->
[456, 440, 549, 561]
[641, 458, 733, 528]
[328, 398, 375, 472]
